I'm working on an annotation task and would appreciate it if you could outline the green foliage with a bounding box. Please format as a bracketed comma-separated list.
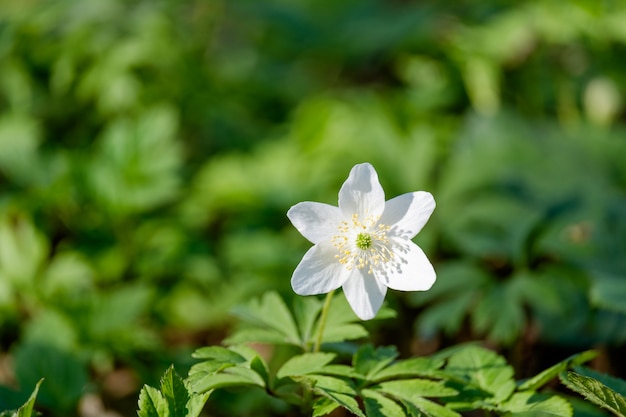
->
[173, 293, 610, 416]
[137, 366, 209, 417]
[560, 368, 626, 417]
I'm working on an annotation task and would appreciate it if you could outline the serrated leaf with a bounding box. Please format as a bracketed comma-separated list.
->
[14, 379, 42, 417]
[376, 379, 458, 400]
[518, 351, 596, 391]
[371, 357, 445, 382]
[572, 366, 626, 396]
[190, 366, 265, 394]
[444, 344, 516, 402]
[138, 385, 170, 417]
[362, 389, 406, 417]
[499, 392, 572, 417]
[402, 397, 462, 417]
[277, 353, 337, 379]
[353, 345, 398, 379]
[160, 366, 188, 417]
[560, 371, 626, 417]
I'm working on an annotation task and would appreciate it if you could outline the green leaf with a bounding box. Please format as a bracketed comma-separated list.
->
[184, 391, 210, 417]
[518, 351, 597, 391]
[190, 367, 265, 393]
[321, 323, 369, 344]
[499, 392, 572, 417]
[14, 379, 42, 417]
[572, 366, 626, 395]
[249, 355, 271, 387]
[560, 370, 626, 417]
[362, 388, 405, 417]
[224, 328, 293, 345]
[228, 292, 300, 346]
[277, 353, 337, 379]
[304, 375, 366, 417]
[292, 296, 322, 347]
[353, 345, 398, 379]
[444, 344, 516, 403]
[160, 366, 188, 417]
[312, 397, 340, 417]
[317, 364, 360, 379]
[138, 385, 170, 417]
[375, 379, 458, 400]
[371, 357, 445, 382]
[191, 346, 247, 363]
[402, 397, 462, 417]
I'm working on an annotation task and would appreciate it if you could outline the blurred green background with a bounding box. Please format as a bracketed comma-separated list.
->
[1, 0, 626, 415]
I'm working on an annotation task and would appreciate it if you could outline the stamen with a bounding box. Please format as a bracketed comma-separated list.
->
[331, 213, 393, 273]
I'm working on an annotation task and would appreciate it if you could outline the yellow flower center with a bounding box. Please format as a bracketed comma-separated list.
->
[356, 233, 372, 250]
[331, 213, 393, 273]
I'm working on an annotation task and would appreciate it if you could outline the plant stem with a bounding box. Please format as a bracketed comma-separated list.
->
[313, 290, 335, 352]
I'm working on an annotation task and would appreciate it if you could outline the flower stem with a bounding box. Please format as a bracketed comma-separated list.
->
[313, 290, 335, 352]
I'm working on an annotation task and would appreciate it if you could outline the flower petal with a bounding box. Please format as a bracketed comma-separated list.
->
[287, 202, 343, 244]
[375, 239, 435, 291]
[338, 163, 385, 219]
[291, 243, 349, 295]
[342, 269, 387, 320]
[380, 191, 435, 239]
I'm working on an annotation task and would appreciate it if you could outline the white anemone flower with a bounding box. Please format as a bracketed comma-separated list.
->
[287, 162, 436, 320]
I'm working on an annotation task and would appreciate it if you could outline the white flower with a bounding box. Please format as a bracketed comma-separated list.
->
[287, 162, 436, 320]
